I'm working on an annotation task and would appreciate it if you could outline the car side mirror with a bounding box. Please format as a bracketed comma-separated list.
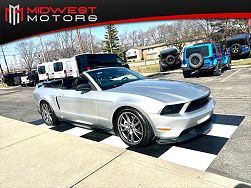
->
[75, 83, 91, 91]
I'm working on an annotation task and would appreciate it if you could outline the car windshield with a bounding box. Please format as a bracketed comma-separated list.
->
[87, 67, 144, 90]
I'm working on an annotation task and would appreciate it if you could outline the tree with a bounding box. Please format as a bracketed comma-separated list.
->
[16, 41, 38, 70]
[103, 24, 122, 56]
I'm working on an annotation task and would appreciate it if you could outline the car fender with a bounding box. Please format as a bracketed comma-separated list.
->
[110, 96, 164, 130]
[111, 102, 157, 132]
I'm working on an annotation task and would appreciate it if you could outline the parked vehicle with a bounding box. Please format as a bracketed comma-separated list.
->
[72, 53, 130, 77]
[227, 33, 251, 58]
[37, 54, 129, 81]
[34, 67, 215, 147]
[159, 48, 181, 72]
[52, 59, 74, 79]
[182, 42, 231, 78]
[37, 62, 54, 82]
[3, 72, 23, 86]
[21, 70, 39, 87]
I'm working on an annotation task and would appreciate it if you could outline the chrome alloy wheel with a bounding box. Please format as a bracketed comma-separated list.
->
[41, 103, 53, 124]
[232, 45, 240, 53]
[118, 112, 144, 145]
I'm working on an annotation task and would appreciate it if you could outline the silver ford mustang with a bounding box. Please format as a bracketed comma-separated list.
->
[34, 67, 215, 147]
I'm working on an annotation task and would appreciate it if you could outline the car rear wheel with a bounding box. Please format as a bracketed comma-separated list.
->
[183, 71, 191, 78]
[227, 57, 232, 70]
[115, 108, 154, 147]
[213, 61, 222, 76]
[159, 65, 168, 72]
[40, 101, 58, 126]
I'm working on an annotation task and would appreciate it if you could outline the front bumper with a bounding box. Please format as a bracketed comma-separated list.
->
[156, 118, 212, 144]
[148, 98, 215, 143]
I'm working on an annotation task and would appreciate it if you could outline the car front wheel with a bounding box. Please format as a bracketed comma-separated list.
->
[115, 108, 154, 147]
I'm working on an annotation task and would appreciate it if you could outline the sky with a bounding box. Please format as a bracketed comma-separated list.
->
[0, 20, 173, 71]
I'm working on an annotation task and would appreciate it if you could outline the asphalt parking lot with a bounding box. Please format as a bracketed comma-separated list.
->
[0, 67, 250, 183]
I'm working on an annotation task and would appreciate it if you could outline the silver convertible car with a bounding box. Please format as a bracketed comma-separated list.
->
[34, 67, 215, 147]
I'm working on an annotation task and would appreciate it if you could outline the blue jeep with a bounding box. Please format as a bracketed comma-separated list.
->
[182, 42, 231, 78]
[227, 33, 251, 58]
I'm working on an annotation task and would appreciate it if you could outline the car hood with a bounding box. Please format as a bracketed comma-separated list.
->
[108, 80, 210, 103]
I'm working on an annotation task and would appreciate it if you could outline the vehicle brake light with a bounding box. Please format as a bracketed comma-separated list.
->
[86, 66, 91, 70]
[46, 73, 49, 79]
[64, 70, 67, 77]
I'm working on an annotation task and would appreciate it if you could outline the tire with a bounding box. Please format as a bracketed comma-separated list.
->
[227, 57, 232, 70]
[183, 71, 191, 78]
[115, 107, 154, 148]
[213, 61, 222, 76]
[188, 53, 204, 69]
[230, 43, 241, 55]
[159, 64, 167, 72]
[40, 101, 59, 126]
[165, 55, 175, 66]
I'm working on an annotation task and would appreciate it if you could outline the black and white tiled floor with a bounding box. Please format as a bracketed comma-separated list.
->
[30, 114, 244, 172]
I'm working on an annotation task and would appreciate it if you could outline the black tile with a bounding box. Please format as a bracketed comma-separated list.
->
[212, 114, 245, 126]
[30, 119, 44, 125]
[80, 131, 112, 142]
[178, 135, 228, 155]
[128, 143, 172, 158]
[50, 123, 75, 132]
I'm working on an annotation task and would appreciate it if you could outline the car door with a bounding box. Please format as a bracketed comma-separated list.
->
[57, 76, 99, 126]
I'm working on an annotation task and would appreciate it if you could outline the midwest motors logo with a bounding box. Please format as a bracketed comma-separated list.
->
[5, 4, 98, 25]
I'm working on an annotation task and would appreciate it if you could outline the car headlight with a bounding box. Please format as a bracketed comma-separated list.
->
[160, 104, 184, 115]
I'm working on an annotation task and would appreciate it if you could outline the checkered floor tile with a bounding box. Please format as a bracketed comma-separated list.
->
[30, 113, 244, 172]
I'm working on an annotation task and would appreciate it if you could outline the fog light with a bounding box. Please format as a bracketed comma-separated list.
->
[158, 128, 172, 131]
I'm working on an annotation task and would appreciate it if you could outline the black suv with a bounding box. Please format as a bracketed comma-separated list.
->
[159, 48, 181, 72]
[3, 72, 23, 86]
[227, 33, 251, 58]
[75, 54, 130, 74]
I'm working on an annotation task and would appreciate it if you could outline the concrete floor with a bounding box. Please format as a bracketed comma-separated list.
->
[0, 67, 250, 183]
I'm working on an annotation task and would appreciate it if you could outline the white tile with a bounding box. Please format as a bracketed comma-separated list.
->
[37, 123, 53, 129]
[206, 123, 237, 138]
[64, 127, 92, 136]
[159, 146, 216, 171]
[100, 135, 129, 149]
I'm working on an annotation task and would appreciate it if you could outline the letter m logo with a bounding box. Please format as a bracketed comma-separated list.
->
[5, 4, 24, 25]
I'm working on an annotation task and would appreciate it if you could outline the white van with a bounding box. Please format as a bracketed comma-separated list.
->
[52, 58, 77, 79]
[37, 62, 54, 81]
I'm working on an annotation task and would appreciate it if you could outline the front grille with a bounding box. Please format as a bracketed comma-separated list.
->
[186, 95, 209, 112]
